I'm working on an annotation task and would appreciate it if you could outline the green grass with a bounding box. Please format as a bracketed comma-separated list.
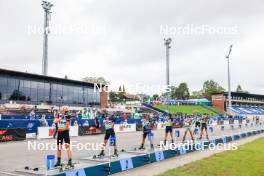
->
[154, 105, 218, 115]
[158, 137, 264, 176]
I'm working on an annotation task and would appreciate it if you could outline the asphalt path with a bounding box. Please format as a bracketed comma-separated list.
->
[0, 123, 262, 175]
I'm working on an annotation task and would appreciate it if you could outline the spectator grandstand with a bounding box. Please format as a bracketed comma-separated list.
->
[212, 92, 264, 116]
[231, 106, 264, 115]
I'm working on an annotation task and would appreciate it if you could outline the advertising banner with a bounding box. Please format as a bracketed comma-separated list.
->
[0, 128, 26, 142]
[157, 122, 165, 130]
[37, 126, 78, 139]
[114, 124, 136, 133]
[78, 126, 103, 136]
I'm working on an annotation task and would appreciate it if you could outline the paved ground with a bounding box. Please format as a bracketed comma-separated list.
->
[0, 124, 262, 176]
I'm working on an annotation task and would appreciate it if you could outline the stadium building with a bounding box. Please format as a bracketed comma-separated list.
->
[0, 68, 108, 108]
[212, 92, 264, 115]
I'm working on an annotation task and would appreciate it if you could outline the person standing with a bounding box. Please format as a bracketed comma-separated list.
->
[164, 114, 174, 144]
[54, 111, 73, 167]
[139, 115, 154, 150]
[199, 114, 209, 141]
[182, 116, 194, 142]
[97, 114, 118, 157]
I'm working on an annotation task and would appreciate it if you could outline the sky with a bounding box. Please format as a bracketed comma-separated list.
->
[0, 0, 263, 95]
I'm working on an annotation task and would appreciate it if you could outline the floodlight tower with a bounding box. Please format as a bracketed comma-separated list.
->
[164, 38, 172, 112]
[41, 1, 53, 76]
[164, 38, 172, 88]
[226, 45, 233, 114]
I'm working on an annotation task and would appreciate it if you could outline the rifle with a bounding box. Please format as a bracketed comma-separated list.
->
[53, 122, 58, 139]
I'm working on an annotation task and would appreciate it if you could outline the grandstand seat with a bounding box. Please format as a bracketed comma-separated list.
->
[231, 106, 264, 115]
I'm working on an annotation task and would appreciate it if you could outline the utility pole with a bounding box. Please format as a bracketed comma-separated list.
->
[41, 1, 53, 76]
[164, 38, 172, 113]
[226, 45, 233, 114]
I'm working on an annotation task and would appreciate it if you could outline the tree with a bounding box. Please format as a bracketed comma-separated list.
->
[161, 85, 175, 100]
[172, 83, 190, 100]
[170, 86, 177, 99]
[118, 86, 122, 92]
[109, 91, 119, 102]
[236, 85, 249, 93]
[9, 90, 26, 101]
[117, 85, 125, 101]
[202, 80, 225, 100]
[152, 94, 159, 100]
[143, 95, 151, 102]
[190, 90, 204, 99]
[82, 77, 109, 85]
[236, 85, 243, 92]
[122, 85, 126, 93]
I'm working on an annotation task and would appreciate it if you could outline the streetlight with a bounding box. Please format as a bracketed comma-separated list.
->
[164, 38, 172, 113]
[226, 45, 233, 114]
[41, 1, 53, 76]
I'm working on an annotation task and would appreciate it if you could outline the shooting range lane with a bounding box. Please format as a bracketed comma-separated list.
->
[0, 122, 262, 175]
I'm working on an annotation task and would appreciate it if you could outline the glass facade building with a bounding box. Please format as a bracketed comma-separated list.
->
[0, 69, 101, 106]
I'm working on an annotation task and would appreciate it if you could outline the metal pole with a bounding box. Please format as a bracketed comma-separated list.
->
[164, 38, 172, 113]
[226, 45, 233, 114]
[164, 38, 172, 86]
[42, 1, 53, 76]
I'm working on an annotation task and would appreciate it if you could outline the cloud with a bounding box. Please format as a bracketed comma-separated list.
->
[0, 0, 263, 95]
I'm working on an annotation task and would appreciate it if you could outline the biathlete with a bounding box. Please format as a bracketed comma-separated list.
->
[97, 115, 118, 157]
[139, 115, 154, 150]
[182, 116, 194, 142]
[194, 115, 201, 128]
[199, 114, 209, 140]
[164, 114, 174, 144]
[54, 111, 73, 167]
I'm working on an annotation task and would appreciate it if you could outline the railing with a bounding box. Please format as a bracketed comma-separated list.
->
[142, 103, 167, 114]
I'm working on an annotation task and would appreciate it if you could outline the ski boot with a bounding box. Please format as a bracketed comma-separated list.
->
[54, 158, 62, 167]
[94, 150, 105, 159]
[206, 135, 209, 141]
[112, 149, 119, 157]
[67, 159, 74, 168]
[138, 144, 145, 150]
[150, 144, 154, 151]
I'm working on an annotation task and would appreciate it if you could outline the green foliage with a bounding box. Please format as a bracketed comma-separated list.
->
[167, 83, 190, 100]
[173, 83, 190, 100]
[109, 90, 125, 102]
[109, 91, 119, 102]
[236, 84, 249, 93]
[236, 84, 243, 92]
[202, 80, 225, 100]
[82, 77, 109, 85]
[189, 90, 204, 99]
[152, 94, 160, 100]
[143, 95, 151, 102]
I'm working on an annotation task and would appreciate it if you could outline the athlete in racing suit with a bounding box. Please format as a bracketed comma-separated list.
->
[139, 115, 154, 150]
[164, 114, 174, 144]
[54, 112, 73, 167]
[98, 115, 118, 157]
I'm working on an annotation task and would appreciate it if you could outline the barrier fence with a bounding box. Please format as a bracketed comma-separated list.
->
[0, 114, 254, 141]
[0, 128, 26, 142]
[47, 121, 264, 176]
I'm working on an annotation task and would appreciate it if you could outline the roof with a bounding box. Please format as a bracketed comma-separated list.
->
[213, 92, 264, 99]
[0, 68, 103, 87]
[124, 93, 140, 100]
